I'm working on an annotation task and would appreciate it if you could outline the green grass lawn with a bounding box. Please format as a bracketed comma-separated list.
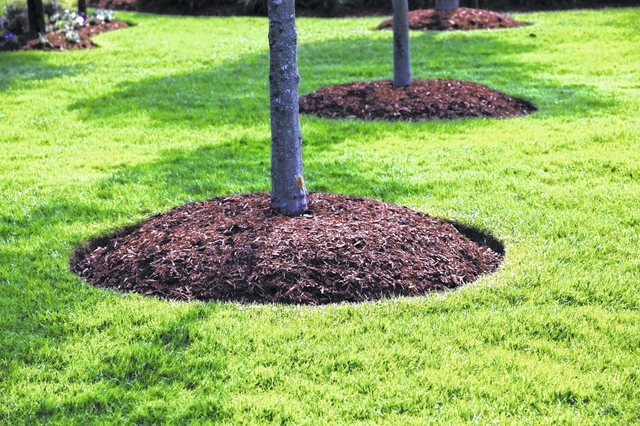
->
[1, 7, 639, 424]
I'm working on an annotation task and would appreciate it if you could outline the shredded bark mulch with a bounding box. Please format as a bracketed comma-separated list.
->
[70, 192, 504, 305]
[377, 7, 528, 31]
[299, 79, 537, 121]
[0, 21, 129, 52]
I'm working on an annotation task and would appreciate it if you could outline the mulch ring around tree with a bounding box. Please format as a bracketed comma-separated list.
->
[0, 21, 128, 52]
[377, 7, 528, 31]
[299, 79, 537, 121]
[70, 192, 504, 305]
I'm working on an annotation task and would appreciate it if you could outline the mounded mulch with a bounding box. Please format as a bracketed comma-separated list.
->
[0, 21, 129, 52]
[377, 7, 528, 31]
[299, 79, 537, 121]
[70, 192, 504, 305]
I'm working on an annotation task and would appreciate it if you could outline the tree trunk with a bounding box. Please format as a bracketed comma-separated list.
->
[268, 0, 309, 216]
[26, 0, 46, 36]
[392, 0, 412, 87]
[78, 0, 87, 15]
[435, 0, 459, 9]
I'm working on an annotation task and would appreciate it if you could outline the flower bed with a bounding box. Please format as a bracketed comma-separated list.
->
[1, 3, 127, 51]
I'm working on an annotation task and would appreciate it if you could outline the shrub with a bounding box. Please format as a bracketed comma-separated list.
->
[44, 0, 65, 17]
[132, 0, 639, 16]
[0, 1, 65, 37]
[1, 3, 28, 35]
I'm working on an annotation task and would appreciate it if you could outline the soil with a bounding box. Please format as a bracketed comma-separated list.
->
[377, 7, 528, 31]
[70, 192, 504, 305]
[0, 20, 129, 52]
[300, 79, 537, 121]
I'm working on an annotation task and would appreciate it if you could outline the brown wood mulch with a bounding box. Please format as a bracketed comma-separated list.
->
[299, 79, 537, 121]
[70, 192, 504, 305]
[377, 7, 528, 31]
[0, 21, 128, 52]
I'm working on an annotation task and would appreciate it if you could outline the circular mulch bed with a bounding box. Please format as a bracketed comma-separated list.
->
[299, 79, 537, 121]
[377, 7, 528, 31]
[70, 192, 504, 305]
[0, 21, 129, 52]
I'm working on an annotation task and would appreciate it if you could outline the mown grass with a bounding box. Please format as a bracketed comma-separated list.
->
[1, 7, 639, 424]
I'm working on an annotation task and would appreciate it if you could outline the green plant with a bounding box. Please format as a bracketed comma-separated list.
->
[0, 1, 114, 44]
[63, 27, 77, 41]
[89, 8, 114, 23]
[1, 2, 27, 35]
[43, 0, 63, 15]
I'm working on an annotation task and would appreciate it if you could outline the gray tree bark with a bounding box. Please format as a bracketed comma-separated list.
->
[435, 0, 459, 10]
[268, 0, 309, 216]
[392, 0, 412, 87]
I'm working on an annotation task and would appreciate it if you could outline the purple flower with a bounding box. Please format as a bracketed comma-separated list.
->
[4, 32, 15, 42]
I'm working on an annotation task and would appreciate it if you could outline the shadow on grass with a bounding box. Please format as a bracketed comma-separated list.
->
[1, 201, 231, 422]
[93, 137, 272, 202]
[0, 269, 230, 422]
[86, 139, 412, 206]
[0, 53, 84, 91]
[82, 133, 504, 247]
[69, 29, 614, 127]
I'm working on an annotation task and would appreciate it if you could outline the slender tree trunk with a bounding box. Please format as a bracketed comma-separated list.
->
[435, 0, 459, 9]
[26, 0, 46, 36]
[78, 0, 87, 15]
[268, 0, 309, 216]
[392, 0, 412, 87]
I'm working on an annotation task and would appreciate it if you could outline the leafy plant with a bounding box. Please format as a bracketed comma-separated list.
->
[43, 0, 63, 16]
[1, 1, 60, 38]
[0, 2, 116, 45]
[1, 2, 28, 35]
[2, 30, 17, 43]
[90, 8, 114, 23]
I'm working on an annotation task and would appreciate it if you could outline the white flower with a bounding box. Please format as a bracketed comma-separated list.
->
[65, 30, 79, 43]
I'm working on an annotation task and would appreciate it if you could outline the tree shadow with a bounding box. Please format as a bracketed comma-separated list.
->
[74, 136, 498, 237]
[69, 52, 271, 127]
[68, 28, 614, 127]
[0, 53, 84, 91]
[92, 137, 273, 202]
